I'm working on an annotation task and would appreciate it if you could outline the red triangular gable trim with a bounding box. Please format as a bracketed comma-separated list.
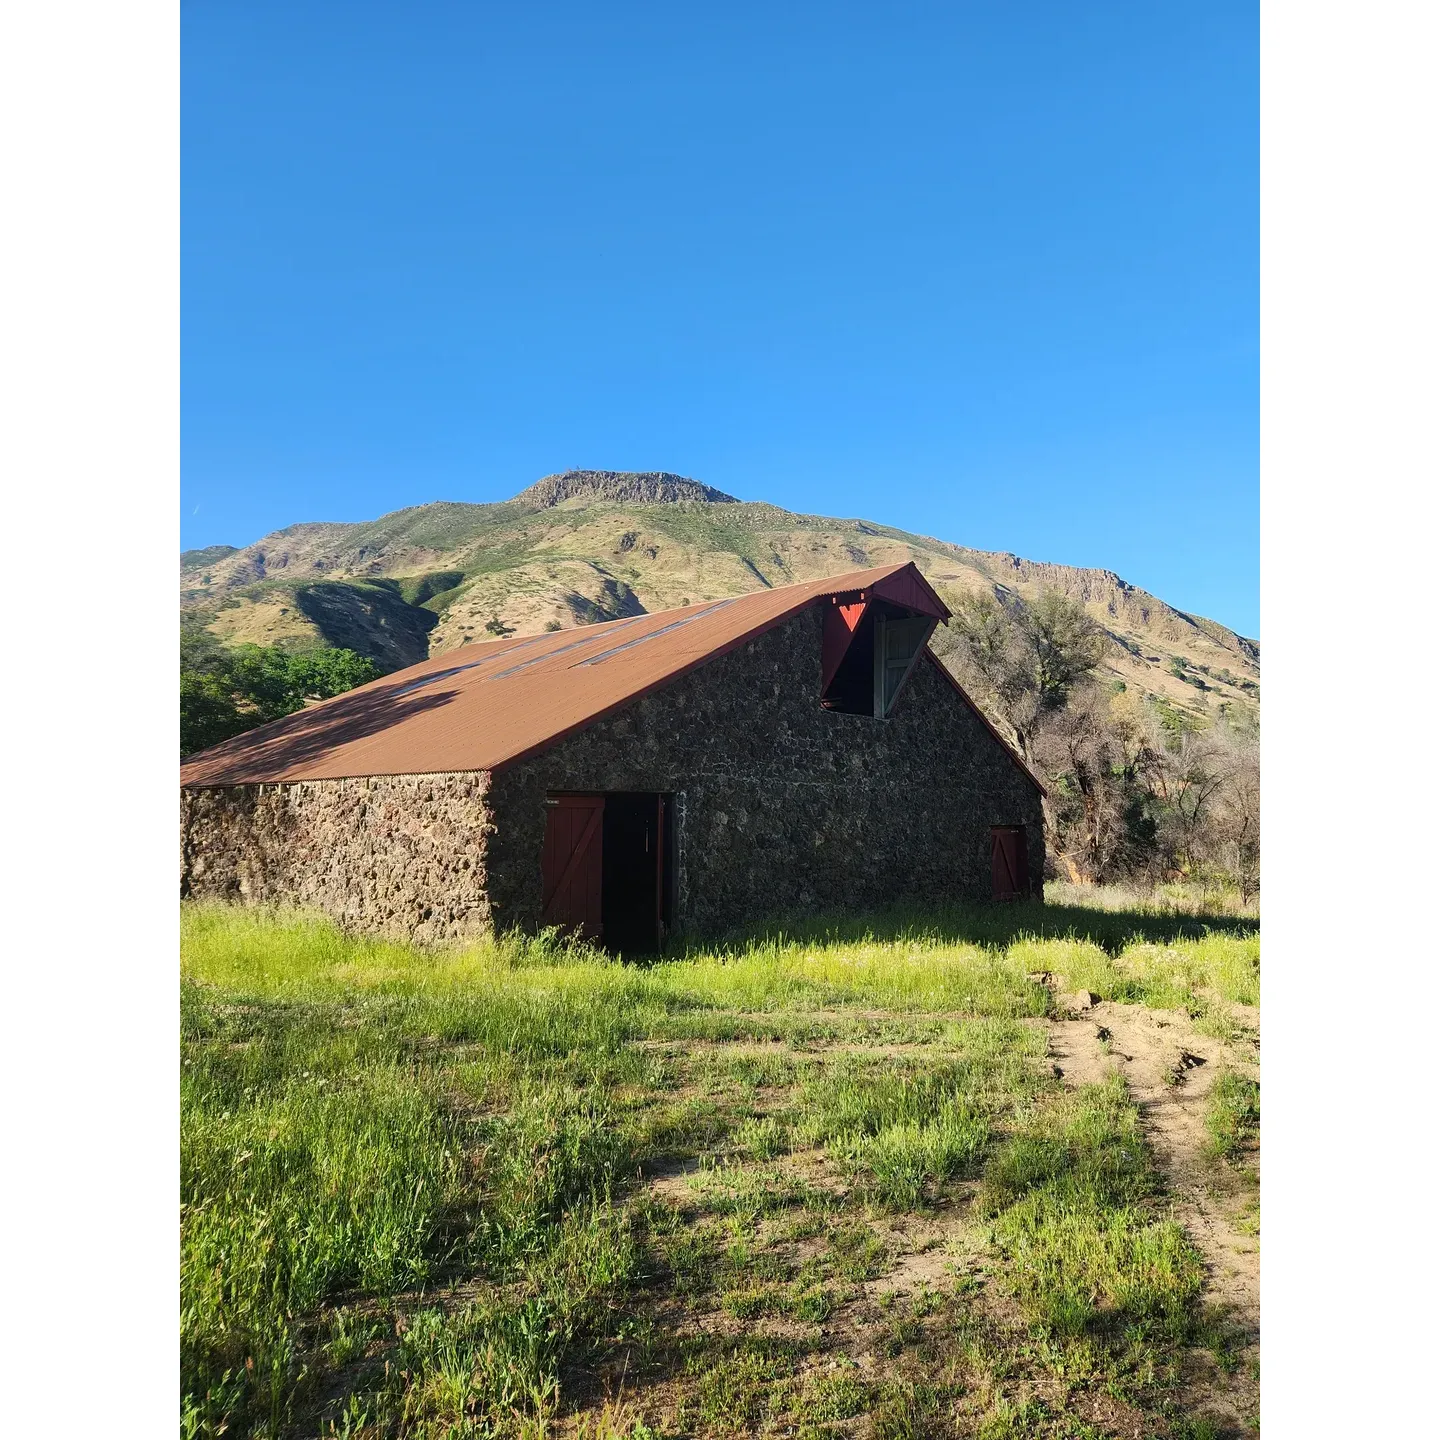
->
[870, 565, 951, 621]
[820, 600, 867, 692]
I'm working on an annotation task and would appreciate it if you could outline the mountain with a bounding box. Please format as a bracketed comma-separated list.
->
[180, 470, 1259, 719]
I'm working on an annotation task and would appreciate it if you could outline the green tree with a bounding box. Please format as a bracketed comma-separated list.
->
[944, 588, 1106, 762]
[180, 626, 380, 756]
[1027, 590, 1108, 709]
[179, 668, 246, 757]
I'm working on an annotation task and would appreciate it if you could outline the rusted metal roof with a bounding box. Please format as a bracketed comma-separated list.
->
[178, 561, 1034, 790]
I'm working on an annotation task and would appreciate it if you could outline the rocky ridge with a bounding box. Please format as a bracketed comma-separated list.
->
[180, 471, 1258, 719]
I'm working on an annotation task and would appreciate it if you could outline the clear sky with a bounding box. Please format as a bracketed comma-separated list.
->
[182, 2, 1258, 636]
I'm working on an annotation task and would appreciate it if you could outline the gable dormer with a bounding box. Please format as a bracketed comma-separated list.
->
[818, 564, 949, 718]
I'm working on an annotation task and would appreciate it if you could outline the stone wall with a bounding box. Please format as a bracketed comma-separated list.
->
[486, 607, 1044, 937]
[180, 772, 493, 944]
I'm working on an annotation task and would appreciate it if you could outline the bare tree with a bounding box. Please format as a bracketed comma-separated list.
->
[937, 586, 1259, 898]
[1179, 718, 1260, 899]
[1031, 681, 1127, 882]
[1113, 699, 1260, 896]
[942, 588, 1110, 877]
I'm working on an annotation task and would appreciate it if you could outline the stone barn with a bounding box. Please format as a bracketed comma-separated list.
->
[180, 563, 1045, 948]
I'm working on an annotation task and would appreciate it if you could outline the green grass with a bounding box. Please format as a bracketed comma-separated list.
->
[980, 1077, 1204, 1340]
[795, 1037, 1036, 1208]
[1206, 1073, 1261, 1163]
[1014, 930, 1260, 1010]
[1045, 879, 1257, 920]
[180, 900, 1257, 1438]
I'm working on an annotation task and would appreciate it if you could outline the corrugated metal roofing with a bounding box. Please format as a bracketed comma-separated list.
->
[179, 562, 1036, 789]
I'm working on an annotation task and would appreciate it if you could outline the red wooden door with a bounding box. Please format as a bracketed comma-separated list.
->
[542, 795, 605, 939]
[991, 826, 1029, 901]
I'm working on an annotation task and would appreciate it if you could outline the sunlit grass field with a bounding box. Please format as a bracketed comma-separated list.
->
[181, 898, 1258, 1440]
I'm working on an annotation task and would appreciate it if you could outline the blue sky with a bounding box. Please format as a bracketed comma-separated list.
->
[182, 2, 1258, 636]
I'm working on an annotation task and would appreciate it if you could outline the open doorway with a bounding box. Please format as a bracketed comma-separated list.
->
[541, 791, 674, 953]
[602, 792, 672, 954]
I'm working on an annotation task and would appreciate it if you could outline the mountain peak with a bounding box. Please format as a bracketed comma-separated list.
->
[178, 475, 1257, 717]
[516, 470, 739, 508]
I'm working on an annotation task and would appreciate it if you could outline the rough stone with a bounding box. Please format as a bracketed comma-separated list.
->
[180, 771, 494, 943]
[487, 607, 1044, 937]
[181, 606, 1045, 943]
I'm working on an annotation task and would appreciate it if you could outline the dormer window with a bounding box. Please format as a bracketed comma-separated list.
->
[820, 593, 936, 717]
[875, 614, 933, 714]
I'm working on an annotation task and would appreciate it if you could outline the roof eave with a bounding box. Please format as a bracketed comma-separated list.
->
[175, 561, 943, 788]
[920, 649, 1048, 796]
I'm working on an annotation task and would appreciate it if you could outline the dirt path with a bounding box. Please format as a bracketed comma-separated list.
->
[1048, 998, 1260, 1435]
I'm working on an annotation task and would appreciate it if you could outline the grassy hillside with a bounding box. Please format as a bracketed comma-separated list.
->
[181, 897, 1259, 1439]
[180, 471, 1259, 718]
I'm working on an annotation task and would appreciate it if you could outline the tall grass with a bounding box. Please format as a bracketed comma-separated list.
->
[1206, 1073, 1261, 1162]
[794, 1023, 1047, 1208]
[1045, 878, 1259, 920]
[181, 900, 1253, 1019]
[180, 900, 1254, 1436]
[980, 1076, 1204, 1338]
[180, 912, 654, 1437]
[181, 1064, 463, 1433]
[1012, 931, 1260, 1009]
[181, 905, 1053, 1021]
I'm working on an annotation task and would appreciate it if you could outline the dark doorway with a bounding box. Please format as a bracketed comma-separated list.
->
[543, 791, 673, 953]
[820, 599, 936, 717]
[991, 825, 1030, 901]
[602, 792, 672, 955]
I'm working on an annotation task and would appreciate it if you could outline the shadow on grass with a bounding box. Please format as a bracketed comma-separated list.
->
[655, 898, 1257, 961]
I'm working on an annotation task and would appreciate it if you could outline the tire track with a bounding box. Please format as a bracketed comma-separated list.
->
[1048, 995, 1260, 1434]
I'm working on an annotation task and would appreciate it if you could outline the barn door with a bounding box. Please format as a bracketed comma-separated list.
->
[991, 826, 1029, 901]
[542, 795, 605, 939]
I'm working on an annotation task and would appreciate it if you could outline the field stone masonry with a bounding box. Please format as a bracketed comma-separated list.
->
[181, 564, 1045, 944]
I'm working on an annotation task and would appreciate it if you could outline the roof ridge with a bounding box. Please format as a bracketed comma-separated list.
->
[179, 561, 948, 786]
